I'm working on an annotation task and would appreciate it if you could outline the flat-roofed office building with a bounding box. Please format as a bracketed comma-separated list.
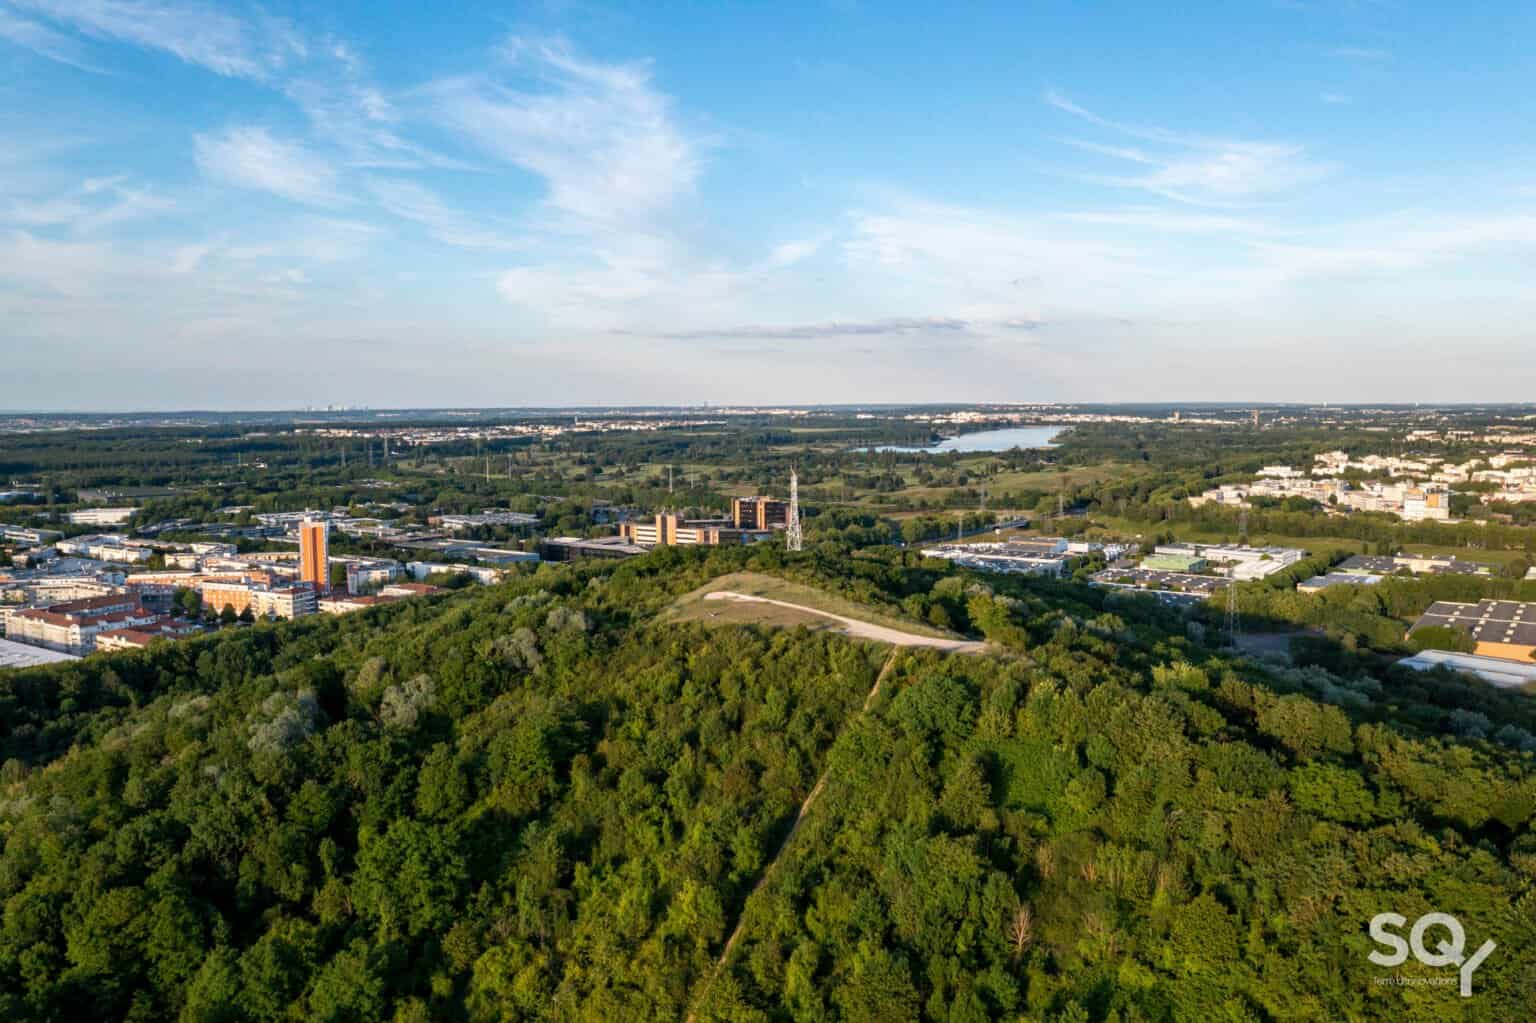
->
[730, 496, 788, 531]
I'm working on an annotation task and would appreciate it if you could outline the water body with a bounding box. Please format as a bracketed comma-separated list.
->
[873, 425, 1064, 454]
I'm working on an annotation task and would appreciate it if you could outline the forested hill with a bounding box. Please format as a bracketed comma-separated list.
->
[1, 546, 1534, 1022]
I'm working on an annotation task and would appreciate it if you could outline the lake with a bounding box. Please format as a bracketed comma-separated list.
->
[873, 425, 1064, 454]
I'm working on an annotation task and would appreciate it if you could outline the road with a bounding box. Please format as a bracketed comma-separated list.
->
[701, 591, 988, 653]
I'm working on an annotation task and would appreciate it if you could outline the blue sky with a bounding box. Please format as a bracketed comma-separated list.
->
[4, 1, 1536, 409]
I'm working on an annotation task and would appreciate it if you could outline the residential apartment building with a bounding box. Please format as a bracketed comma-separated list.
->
[0, 525, 63, 545]
[54, 536, 154, 564]
[95, 619, 201, 651]
[197, 581, 318, 619]
[6, 595, 161, 654]
[345, 561, 402, 594]
[299, 519, 329, 592]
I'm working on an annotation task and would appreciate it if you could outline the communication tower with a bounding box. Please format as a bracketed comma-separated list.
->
[786, 470, 803, 552]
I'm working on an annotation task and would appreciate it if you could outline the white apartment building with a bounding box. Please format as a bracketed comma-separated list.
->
[7, 603, 160, 654]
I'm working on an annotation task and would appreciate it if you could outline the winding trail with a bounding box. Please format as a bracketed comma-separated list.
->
[684, 650, 904, 1023]
[702, 590, 987, 653]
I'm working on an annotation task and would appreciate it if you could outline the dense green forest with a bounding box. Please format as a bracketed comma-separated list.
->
[2, 545, 1534, 1020]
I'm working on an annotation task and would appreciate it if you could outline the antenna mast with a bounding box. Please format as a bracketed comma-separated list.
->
[786, 469, 803, 552]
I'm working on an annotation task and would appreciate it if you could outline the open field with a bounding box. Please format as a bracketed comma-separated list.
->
[1400, 543, 1532, 567]
[665, 571, 957, 640]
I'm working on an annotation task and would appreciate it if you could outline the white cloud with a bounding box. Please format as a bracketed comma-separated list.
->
[0, 177, 175, 233]
[194, 126, 344, 206]
[427, 36, 703, 226]
[10, 0, 296, 78]
[1046, 90, 1332, 204]
[0, 8, 106, 72]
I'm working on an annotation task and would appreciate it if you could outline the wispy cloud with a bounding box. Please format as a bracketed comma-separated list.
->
[625, 314, 1049, 344]
[194, 126, 344, 206]
[0, 7, 106, 72]
[426, 36, 704, 226]
[10, 0, 299, 79]
[366, 178, 524, 250]
[1046, 90, 1332, 204]
[624, 316, 977, 342]
[1, 176, 174, 232]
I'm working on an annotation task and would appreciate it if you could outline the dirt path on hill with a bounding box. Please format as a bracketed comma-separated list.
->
[702, 590, 988, 653]
[683, 650, 905, 1023]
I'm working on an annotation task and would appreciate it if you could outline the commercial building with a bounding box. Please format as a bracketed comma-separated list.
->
[256, 510, 333, 528]
[1297, 572, 1384, 594]
[431, 511, 540, 533]
[299, 519, 329, 592]
[1410, 600, 1536, 663]
[538, 536, 648, 562]
[1398, 649, 1536, 690]
[1090, 567, 1229, 605]
[1142, 552, 1208, 573]
[67, 507, 136, 527]
[0, 636, 78, 668]
[404, 562, 507, 584]
[920, 538, 1070, 577]
[730, 496, 789, 531]
[619, 513, 772, 548]
[1337, 554, 1494, 577]
[1153, 543, 1307, 581]
[1065, 540, 1133, 560]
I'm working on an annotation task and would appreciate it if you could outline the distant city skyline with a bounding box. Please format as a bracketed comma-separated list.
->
[4, 1, 1536, 408]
